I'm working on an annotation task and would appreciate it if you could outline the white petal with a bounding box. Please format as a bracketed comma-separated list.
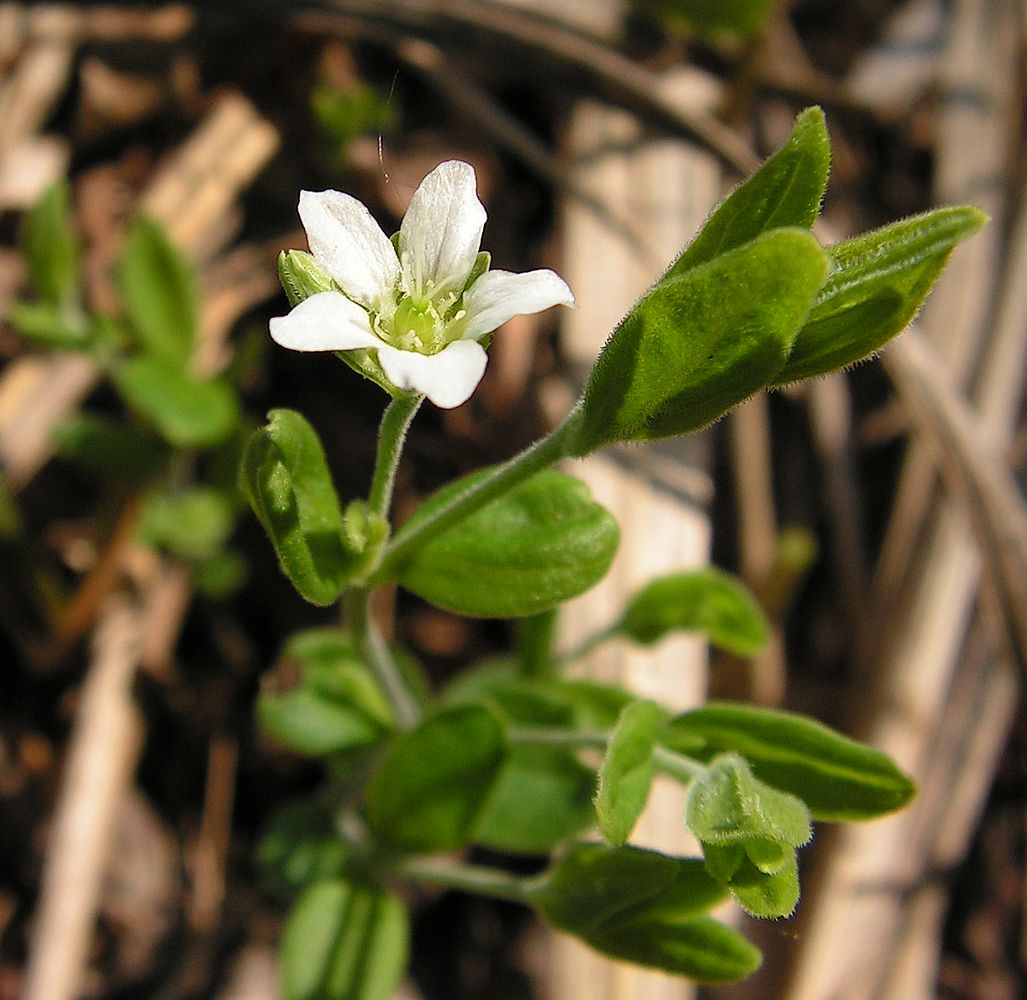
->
[400, 161, 486, 298]
[299, 190, 400, 309]
[269, 292, 380, 352]
[461, 268, 575, 341]
[377, 340, 487, 409]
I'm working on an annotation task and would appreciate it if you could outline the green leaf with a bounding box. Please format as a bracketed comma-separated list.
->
[641, 0, 775, 36]
[138, 486, 235, 559]
[116, 215, 197, 368]
[281, 880, 408, 1000]
[366, 705, 506, 853]
[663, 702, 916, 820]
[395, 469, 619, 618]
[114, 357, 238, 448]
[472, 745, 596, 853]
[53, 414, 170, 480]
[21, 181, 79, 304]
[667, 107, 830, 277]
[259, 630, 393, 757]
[618, 567, 770, 654]
[240, 409, 353, 606]
[192, 550, 247, 598]
[703, 842, 800, 918]
[530, 844, 760, 984]
[595, 700, 666, 846]
[573, 229, 828, 453]
[772, 205, 988, 384]
[7, 300, 91, 350]
[685, 752, 811, 849]
[258, 801, 351, 898]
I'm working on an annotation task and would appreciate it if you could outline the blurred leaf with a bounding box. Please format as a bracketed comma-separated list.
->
[21, 180, 79, 305]
[639, 0, 775, 36]
[573, 229, 828, 452]
[773, 206, 988, 384]
[259, 630, 392, 757]
[192, 550, 248, 598]
[138, 486, 235, 560]
[53, 414, 170, 480]
[472, 745, 596, 854]
[595, 700, 666, 846]
[116, 215, 197, 368]
[240, 409, 354, 606]
[395, 469, 619, 618]
[7, 300, 91, 350]
[618, 567, 770, 654]
[258, 801, 351, 898]
[313, 81, 397, 153]
[366, 705, 506, 853]
[281, 880, 408, 1000]
[663, 702, 916, 820]
[114, 357, 239, 448]
[668, 107, 830, 277]
[530, 843, 760, 983]
[0, 473, 21, 540]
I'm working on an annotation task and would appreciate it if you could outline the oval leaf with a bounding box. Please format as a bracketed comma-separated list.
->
[281, 880, 408, 1000]
[240, 409, 352, 606]
[595, 700, 666, 846]
[573, 228, 828, 452]
[530, 844, 759, 984]
[663, 702, 916, 820]
[116, 215, 197, 367]
[54, 414, 170, 480]
[772, 205, 988, 384]
[114, 357, 238, 448]
[667, 106, 830, 277]
[21, 181, 79, 305]
[366, 704, 506, 853]
[618, 567, 770, 654]
[396, 469, 619, 618]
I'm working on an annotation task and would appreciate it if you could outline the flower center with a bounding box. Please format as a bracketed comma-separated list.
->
[383, 293, 466, 356]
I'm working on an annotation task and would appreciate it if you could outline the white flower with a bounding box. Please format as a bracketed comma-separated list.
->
[269, 160, 575, 408]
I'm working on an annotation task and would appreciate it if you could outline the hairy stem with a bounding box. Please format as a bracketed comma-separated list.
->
[370, 406, 583, 583]
[368, 394, 422, 519]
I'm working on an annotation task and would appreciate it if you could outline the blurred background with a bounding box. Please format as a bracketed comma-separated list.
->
[0, 1, 1023, 998]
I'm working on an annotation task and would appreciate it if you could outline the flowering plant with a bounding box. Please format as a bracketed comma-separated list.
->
[270, 160, 573, 407]
[242, 109, 985, 998]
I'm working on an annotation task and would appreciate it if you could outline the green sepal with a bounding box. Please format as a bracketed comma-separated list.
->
[240, 409, 353, 606]
[116, 215, 197, 369]
[278, 249, 336, 306]
[772, 205, 988, 384]
[258, 629, 394, 757]
[281, 880, 408, 1000]
[572, 228, 829, 453]
[113, 357, 239, 448]
[663, 702, 916, 820]
[529, 843, 761, 984]
[394, 469, 620, 618]
[617, 567, 770, 655]
[667, 107, 830, 278]
[595, 699, 667, 846]
[366, 704, 507, 854]
[21, 180, 79, 305]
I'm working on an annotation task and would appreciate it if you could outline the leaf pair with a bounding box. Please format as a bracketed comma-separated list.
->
[572, 107, 986, 453]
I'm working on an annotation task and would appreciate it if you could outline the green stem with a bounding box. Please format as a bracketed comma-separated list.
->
[368, 394, 422, 519]
[345, 396, 425, 731]
[394, 857, 533, 904]
[509, 727, 708, 783]
[346, 586, 419, 730]
[553, 624, 618, 668]
[369, 406, 583, 583]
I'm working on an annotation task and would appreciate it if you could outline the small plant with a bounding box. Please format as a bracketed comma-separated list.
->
[245, 107, 983, 997]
